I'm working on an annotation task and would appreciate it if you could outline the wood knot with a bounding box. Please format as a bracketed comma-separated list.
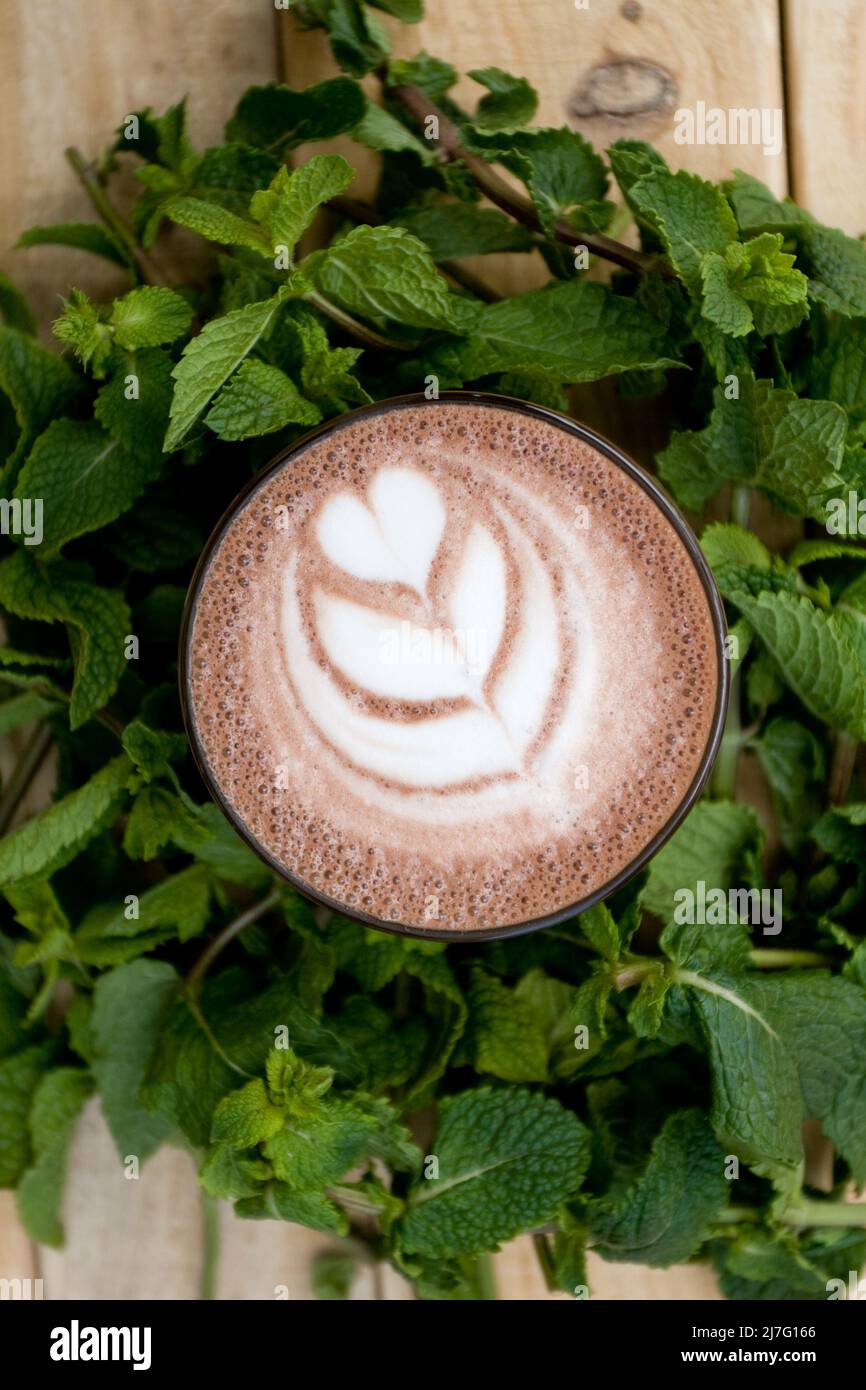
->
[568, 59, 677, 124]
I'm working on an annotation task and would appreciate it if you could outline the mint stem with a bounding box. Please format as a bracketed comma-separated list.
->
[749, 948, 834, 969]
[65, 147, 168, 287]
[382, 77, 672, 280]
[199, 1191, 220, 1300]
[186, 886, 282, 999]
[304, 289, 415, 353]
[827, 729, 858, 806]
[782, 1200, 866, 1230]
[532, 1232, 559, 1292]
[475, 1252, 499, 1300]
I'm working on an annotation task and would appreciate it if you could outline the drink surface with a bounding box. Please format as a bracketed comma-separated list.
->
[186, 399, 720, 933]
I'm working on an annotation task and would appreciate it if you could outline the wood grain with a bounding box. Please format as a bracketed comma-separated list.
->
[0, 0, 277, 330]
[280, 0, 787, 294]
[784, 0, 866, 232]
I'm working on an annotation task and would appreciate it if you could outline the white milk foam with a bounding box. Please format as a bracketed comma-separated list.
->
[188, 401, 718, 931]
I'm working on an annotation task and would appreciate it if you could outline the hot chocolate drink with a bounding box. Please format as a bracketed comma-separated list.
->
[183, 395, 725, 935]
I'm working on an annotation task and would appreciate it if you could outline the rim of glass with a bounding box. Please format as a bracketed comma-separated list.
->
[179, 390, 730, 943]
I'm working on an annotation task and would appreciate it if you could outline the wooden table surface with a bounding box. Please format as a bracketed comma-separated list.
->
[0, 0, 863, 1301]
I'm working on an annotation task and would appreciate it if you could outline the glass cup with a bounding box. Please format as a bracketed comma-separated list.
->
[179, 391, 729, 941]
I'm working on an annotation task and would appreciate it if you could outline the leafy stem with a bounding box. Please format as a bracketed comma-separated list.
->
[64, 147, 168, 287]
[827, 730, 858, 806]
[186, 886, 282, 999]
[381, 75, 671, 280]
[302, 288, 416, 353]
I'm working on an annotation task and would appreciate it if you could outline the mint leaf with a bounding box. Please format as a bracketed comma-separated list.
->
[752, 718, 826, 851]
[249, 155, 355, 257]
[307, 225, 458, 331]
[725, 588, 866, 739]
[400, 1087, 590, 1257]
[18, 222, 132, 271]
[755, 973, 866, 1185]
[0, 551, 131, 728]
[390, 203, 534, 259]
[630, 167, 737, 293]
[164, 292, 285, 450]
[227, 79, 366, 155]
[464, 126, 611, 236]
[16, 1067, 93, 1246]
[0, 272, 37, 335]
[643, 800, 764, 919]
[15, 418, 163, 555]
[433, 278, 678, 382]
[468, 967, 551, 1083]
[90, 960, 179, 1162]
[387, 52, 456, 104]
[164, 197, 271, 255]
[0, 1042, 54, 1185]
[0, 755, 131, 887]
[0, 326, 79, 483]
[581, 1110, 729, 1266]
[94, 348, 174, 466]
[205, 359, 322, 440]
[469, 67, 537, 132]
[110, 286, 192, 348]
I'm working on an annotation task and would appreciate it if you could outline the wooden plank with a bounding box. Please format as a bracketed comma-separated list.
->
[0, 0, 278, 329]
[280, 0, 787, 295]
[784, 0, 866, 232]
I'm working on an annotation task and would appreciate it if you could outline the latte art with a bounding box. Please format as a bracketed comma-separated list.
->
[186, 399, 722, 933]
[284, 464, 590, 794]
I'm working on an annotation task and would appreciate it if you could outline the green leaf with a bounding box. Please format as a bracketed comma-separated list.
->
[226, 78, 367, 156]
[390, 203, 533, 259]
[307, 225, 457, 331]
[94, 347, 175, 466]
[325, 0, 391, 78]
[463, 126, 611, 236]
[250, 156, 355, 258]
[0, 551, 131, 728]
[725, 587, 866, 739]
[312, 1251, 358, 1300]
[90, 961, 178, 1161]
[77, 864, 212, 955]
[755, 973, 866, 1185]
[15, 418, 162, 556]
[699, 234, 808, 339]
[16, 1067, 93, 1245]
[193, 143, 283, 213]
[643, 800, 764, 919]
[387, 52, 456, 104]
[352, 102, 433, 162]
[468, 67, 538, 132]
[163, 197, 271, 255]
[433, 277, 678, 383]
[204, 359, 322, 440]
[701, 523, 773, 572]
[400, 1087, 590, 1257]
[211, 1077, 285, 1147]
[17, 222, 132, 270]
[813, 802, 866, 862]
[164, 292, 286, 450]
[752, 718, 826, 851]
[468, 968, 550, 1083]
[110, 286, 192, 349]
[629, 167, 738, 293]
[0, 755, 131, 887]
[0, 326, 79, 483]
[0, 272, 37, 335]
[662, 376, 847, 517]
[0, 1041, 54, 1185]
[581, 1110, 729, 1266]
[662, 924, 804, 1185]
[0, 691, 58, 736]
